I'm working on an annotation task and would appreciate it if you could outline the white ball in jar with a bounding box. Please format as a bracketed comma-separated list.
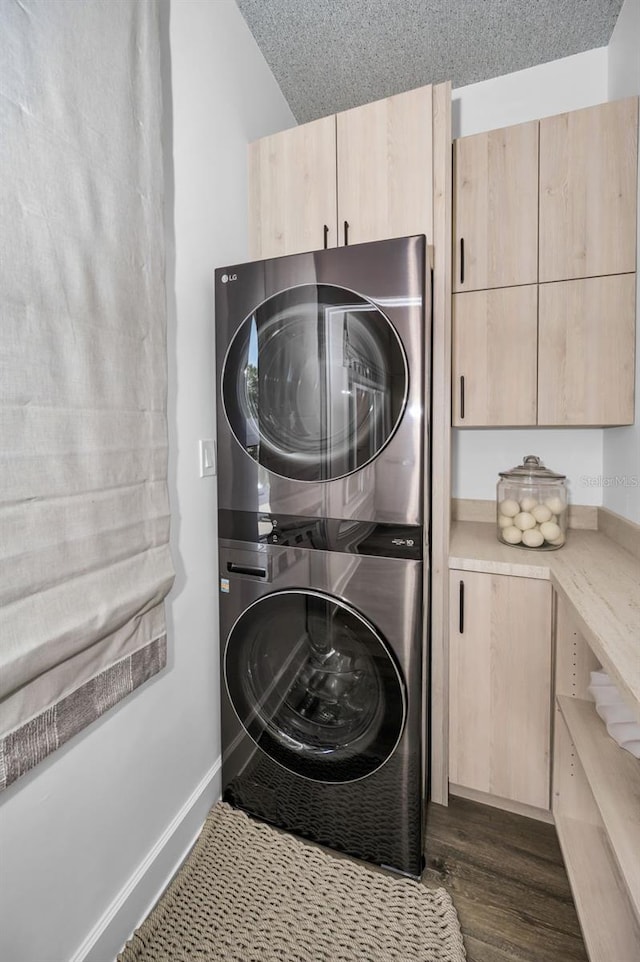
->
[502, 525, 522, 544]
[498, 513, 512, 529]
[514, 511, 536, 531]
[549, 533, 565, 547]
[522, 527, 544, 548]
[532, 503, 552, 524]
[520, 496, 537, 513]
[540, 521, 561, 542]
[499, 499, 520, 518]
[545, 496, 566, 515]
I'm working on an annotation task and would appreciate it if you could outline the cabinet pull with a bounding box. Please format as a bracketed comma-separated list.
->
[460, 375, 465, 420]
[323, 224, 329, 249]
[227, 563, 266, 578]
[460, 237, 465, 284]
[459, 580, 465, 634]
[344, 220, 349, 246]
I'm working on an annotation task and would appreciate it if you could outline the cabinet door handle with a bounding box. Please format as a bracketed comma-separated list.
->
[459, 580, 465, 634]
[323, 224, 329, 249]
[460, 375, 465, 420]
[460, 237, 465, 285]
[344, 220, 349, 246]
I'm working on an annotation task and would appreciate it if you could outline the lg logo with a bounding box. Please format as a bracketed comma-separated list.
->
[221, 273, 238, 284]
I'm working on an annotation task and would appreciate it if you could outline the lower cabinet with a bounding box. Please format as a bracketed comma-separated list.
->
[448, 570, 552, 810]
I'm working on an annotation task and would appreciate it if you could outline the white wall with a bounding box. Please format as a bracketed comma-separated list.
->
[604, 0, 640, 523]
[451, 47, 609, 504]
[452, 46, 609, 136]
[0, 3, 294, 962]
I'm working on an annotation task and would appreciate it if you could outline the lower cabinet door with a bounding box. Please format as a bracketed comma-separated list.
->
[448, 570, 552, 809]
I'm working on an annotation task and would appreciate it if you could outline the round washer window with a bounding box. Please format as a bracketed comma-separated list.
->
[222, 284, 408, 482]
[224, 590, 406, 783]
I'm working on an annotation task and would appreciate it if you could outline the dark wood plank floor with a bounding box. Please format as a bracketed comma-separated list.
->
[422, 796, 588, 962]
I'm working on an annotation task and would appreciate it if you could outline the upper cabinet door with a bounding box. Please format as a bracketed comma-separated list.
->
[452, 285, 538, 427]
[453, 121, 539, 293]
[539, 98, 639, 283]
[538, 274, 636, 426]
[336, 86, 433, 247]
[248, 116, 337, 260]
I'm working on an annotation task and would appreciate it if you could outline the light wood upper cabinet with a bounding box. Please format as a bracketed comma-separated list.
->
[453, 121, 539, 292]
[538, 274, 636, 426]
[248, 86, 434, 259]
[453, 276, 635, 427]
[451, 97, 638, 428]
[452, 285, 537, 426]
[248, 115, 337, 260]
[539, 98, 639, 283]
[336, 86, 433, 247]
[449, 571, 552, 811]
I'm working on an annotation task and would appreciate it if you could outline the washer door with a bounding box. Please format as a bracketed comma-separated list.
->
[224, 589, 406, 783]
[221, 284, 408, 482]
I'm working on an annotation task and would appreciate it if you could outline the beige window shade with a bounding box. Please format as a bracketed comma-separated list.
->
[0, 0, 174, 790]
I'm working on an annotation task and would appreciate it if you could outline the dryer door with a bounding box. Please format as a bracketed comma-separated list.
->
[221, 284, 408, 483]
[224, 589, 406, 783]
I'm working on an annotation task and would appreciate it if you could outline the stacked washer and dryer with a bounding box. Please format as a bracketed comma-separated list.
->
[214, 235, 430, 877]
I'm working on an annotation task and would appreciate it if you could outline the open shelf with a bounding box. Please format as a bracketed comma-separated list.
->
[557, 694, 640, 920]
[554, 812, 640, 961]
[554, 697, 640, 960]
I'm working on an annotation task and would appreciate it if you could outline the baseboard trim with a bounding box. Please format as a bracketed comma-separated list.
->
[72, 757, 222, 962]
[449, 783, 554, 824]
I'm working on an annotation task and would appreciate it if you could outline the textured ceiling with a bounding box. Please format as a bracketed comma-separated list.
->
[235, 0, 624, 124]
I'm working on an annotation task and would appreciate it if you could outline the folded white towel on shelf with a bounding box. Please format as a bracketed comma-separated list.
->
[587, 669, 640, 759]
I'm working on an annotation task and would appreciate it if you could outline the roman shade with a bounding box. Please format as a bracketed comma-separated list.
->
[0, 0, 174, 790]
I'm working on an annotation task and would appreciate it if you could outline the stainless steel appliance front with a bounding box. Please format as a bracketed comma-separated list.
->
[215, 235, 428, 525]
[218, 527, 425, 877]
[215, 236, 429, 876]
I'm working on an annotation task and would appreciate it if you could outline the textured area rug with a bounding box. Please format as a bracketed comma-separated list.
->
[118, 802, 466, 962]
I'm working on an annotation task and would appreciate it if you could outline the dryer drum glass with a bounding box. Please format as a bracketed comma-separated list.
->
[222, 285, 408, 483]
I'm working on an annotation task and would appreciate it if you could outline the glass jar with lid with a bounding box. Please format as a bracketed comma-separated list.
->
[497, 455, 567, 550]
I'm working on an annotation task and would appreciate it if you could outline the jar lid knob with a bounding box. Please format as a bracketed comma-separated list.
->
[499, 454, 566, 481]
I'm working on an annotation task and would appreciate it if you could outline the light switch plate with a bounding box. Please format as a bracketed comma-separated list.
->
[199, 439, 216, 478]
